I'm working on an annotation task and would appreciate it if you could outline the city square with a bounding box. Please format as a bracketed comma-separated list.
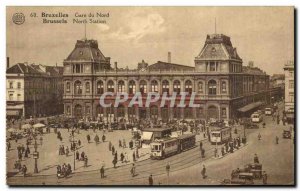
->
[6, 6, 294, 186]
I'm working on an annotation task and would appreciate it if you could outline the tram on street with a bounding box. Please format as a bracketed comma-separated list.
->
[150, 134, 196, 159]
[209, 126, 232, 144]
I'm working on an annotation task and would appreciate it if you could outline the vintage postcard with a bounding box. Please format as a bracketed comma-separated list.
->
[6, 6, 295, 186]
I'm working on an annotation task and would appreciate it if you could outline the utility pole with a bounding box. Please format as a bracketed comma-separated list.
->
[33, 138, 39, 173]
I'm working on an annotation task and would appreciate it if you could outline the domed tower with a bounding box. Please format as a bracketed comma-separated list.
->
[63, 39, 111, 119]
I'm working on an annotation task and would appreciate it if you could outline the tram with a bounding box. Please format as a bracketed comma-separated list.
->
[209, 126, 232, 144]
[150, 134, 196, 159]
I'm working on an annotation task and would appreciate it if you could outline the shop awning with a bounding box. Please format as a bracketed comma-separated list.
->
[141, 132, 153, 141]
[237, 102, 263, 113]
[6, 110, 20, 116]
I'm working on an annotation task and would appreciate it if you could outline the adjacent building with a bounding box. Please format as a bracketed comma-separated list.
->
[283, 61, 294, 123]
[63, 34, 270, 122]
[6, 61, 64, 119]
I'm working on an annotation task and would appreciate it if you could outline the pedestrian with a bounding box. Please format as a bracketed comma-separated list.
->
[84, 155, 88, 167]
[214, 148, 218, 158]
[166, 162, 170, 177]
[136, 148, 139, 159]
[40, 136, 43, 145]
[201, 165, 206, 179]
[76, 151, 80, 160]
[102, 134, 106, 142]
[100, 165, 105, 178]
[258, 133, 261, 141]
[114, 151, 118, 161]
[78, 139, 81, 147]
[125, 152, 129, 162]
[133, 152, 136, 162]
[66, 146, 69, 156]
[149, 174, 153, 185]
[199, 141, 203, 151]
[87, 135, 91, 143]
[254, 154, 259, 164]
[22, 165, 27, 177]
[221, 147, 225, 156]
[120, 152, 124, 163]
[123, 139, 126, 148]
[262, 171, 268, 184]
[119, 139, 122, 147]
[112, 157, 117, 168]
[276, 136, 279, 144]
[130, 164, 136, 177]
[109, 141, 112, 151]
[201, 148, 205, 158]
[112, 145, 115, 155]
[94, 134, 99, 144]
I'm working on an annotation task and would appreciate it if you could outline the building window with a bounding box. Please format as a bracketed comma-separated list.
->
[289, 71, 294, 77]
[198, 82, 203, 93]
[66, 82, 71, 93]
[151, 80, 158, 92]
[209, 62, 216, 71]
[66, 106, 71, 115]
[97, 81, 104, 94]
[86, 106, 90, 115]
[184, 107, 193, 119]
[197, 107, 204, 117]
[107, 80, 114, 92]
[74, 81, 82, 95]
[140, 80, 147, 94]
[289, 80, 294, 89]
[129, 80, 136, 94]
[9, 93, 13, 100]
[173, 80, 181, 94]
[17, 94, 21, 100]
[118, 80, 125, 93]
[86, 82, 90, 93]
[150, 106, 158, 119]
[9, 82, 13, 89]
[173, 107, 181, 119]
[162, 80, 169, 94]
[17, 82, 21, 89]
[222, 108, 227, 118]
[289, 93, 294, 103]
[185, 80, 192, 94]
[117, 105, 125, 118]
[75, 64, 81, 73]
[221, 81, 227, 93]
[208, 80, 217, 95]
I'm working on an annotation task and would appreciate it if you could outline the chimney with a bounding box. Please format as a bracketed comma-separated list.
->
[114, 62, 118, 70]
[168, 52, 171, 63]
[6, 57, 9, 68]
[248, 61, 254, 68]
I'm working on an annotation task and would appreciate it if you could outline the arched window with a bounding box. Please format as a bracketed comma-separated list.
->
[66, 82, 71, 93]
[96, 81, 104, 94]
[128, 80, 136, 94]
[85, 82, 90, 93]
[173, 80, 181, 94]
[221, 81, 227, 93]
[185, 80, 192, 94]
[140, 80, 147, 94]
[74, 81, 82, 95]
[151, 80, 158, 92]
[107, 80, 114, 92]
[198, 81, 203, 93]
[162, 80, 169, 94]
[208, 80, 217, 95]
[118, 80, 125, 93]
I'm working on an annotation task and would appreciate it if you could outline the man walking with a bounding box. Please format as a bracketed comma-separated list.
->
[148, 174, 153, 185]
[100, 166, 105, 178]
[201, 165, 206, 179]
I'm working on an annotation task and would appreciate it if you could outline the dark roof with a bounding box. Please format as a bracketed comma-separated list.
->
[6, 63, 63, 77]
[149, 61, 194, 71]
[143, 127, 173, 132]
[196, 34, 242, 61]
[65, 39, 107, 62]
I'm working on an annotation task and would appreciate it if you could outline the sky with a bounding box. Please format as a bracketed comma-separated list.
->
[6, 6, 294, 75]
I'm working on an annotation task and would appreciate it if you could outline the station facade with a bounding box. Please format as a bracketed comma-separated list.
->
[63, 34, 270, 122]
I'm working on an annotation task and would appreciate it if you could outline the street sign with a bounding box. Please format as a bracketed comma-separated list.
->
[33, 151, 39, 159]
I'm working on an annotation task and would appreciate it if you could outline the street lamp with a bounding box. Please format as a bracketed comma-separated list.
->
[71, 135, 76, 171]
[33, 137, 39, 173]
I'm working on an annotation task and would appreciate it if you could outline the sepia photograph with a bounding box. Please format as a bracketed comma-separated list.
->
[5, 6, 295, 186]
